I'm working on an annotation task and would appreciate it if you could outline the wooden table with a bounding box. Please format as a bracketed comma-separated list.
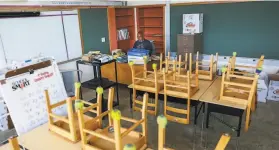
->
[199, 77, 246, 137]
[17, 124, 81, 150]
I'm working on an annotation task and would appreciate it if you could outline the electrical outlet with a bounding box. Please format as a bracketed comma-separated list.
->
[101, 37, 105, 42]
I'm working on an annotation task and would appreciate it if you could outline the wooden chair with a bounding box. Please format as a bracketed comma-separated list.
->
[125, 115, 230, 150]
[163, 69, 198, 124]
[45, 82, 101, 142]
[129, 61, 163, 115]
[77, 91, 148, 150]
[159, 52, 188, 74]
[215, 133, 231, 150]
[220, 70, 258, 131]
[197, 52, 218, 80]
[229, 53, 264, 76]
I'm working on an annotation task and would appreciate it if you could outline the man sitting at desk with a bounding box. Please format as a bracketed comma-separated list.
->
[133, 31, 154, 55]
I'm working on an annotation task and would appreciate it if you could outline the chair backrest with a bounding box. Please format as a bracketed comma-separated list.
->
[219, 70, 258, 106]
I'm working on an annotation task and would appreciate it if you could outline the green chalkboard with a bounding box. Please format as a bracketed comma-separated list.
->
[170, 2, 279, 59]
[80, 8, 110, 54]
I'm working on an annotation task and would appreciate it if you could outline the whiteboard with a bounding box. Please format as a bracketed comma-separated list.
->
[0, 16, 68, 62]
[63, 15, 82, 59]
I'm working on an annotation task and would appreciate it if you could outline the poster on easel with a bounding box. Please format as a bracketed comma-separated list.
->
[0, 61, 68, 135]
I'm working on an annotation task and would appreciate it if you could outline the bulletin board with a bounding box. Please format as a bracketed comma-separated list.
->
[0, 61, 68, 135]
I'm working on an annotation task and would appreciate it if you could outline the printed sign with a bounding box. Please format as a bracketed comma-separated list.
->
[0, 62, 67, 135]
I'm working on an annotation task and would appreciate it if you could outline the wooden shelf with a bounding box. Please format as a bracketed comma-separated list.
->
[139, 16, 163, 18]
[116, 14, 133, 17]
[117, 25, 134, 29]
[117, 39, 130, 42]
[145, 34, 163, 37]
[139, 26, 163, 28]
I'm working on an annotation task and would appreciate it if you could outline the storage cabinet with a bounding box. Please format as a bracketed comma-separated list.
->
[177, 33, 203, 56]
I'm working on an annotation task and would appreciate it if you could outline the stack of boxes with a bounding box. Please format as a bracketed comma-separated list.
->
[127, 49, 150, 65]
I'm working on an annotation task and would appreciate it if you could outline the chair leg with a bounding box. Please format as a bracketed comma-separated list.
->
[244, 107, 251, 132]
[155, 93, 158, 116]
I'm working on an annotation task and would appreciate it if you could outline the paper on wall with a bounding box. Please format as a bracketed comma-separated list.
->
[0, 62, 67, 135]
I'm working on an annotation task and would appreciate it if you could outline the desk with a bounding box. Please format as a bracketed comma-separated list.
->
[76, 59, 119, 111]
[18, 124, 81, 150]
[101, 61, 160, 85]
[199, 77, 246, 137]
[128, 79, 216, 124]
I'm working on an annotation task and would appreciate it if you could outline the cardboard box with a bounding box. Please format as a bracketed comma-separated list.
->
[183, 13, 203, 34]
[257, 72, 268, 103]
[267, 74, 279, 101]
[128, 55, 149, 65]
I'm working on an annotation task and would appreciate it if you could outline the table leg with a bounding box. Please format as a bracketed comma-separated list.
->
[237, 113, 243, 137]
[129, 88, 133, 109]
[114, 61, 119, 105]
[194, 104, 198, 125]
[76, 62, 83, 99]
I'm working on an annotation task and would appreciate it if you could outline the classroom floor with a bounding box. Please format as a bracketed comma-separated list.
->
[82, 85, 279, 150]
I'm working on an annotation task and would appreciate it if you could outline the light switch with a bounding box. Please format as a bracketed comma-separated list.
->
[101, 37, 106, 42]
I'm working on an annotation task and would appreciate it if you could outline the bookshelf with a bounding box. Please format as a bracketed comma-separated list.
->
[108, 7, 135, 52]
[137, 6, 165, 54]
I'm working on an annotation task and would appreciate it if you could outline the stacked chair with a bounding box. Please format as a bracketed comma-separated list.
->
[45, 82, 101, 142]
[197, 52, 218, 80]
[219, 68, 259, 131]
[129, 61, 163, 115]
[162, 53, 199, 125]
[76, 90, 149, 150]
[160, 52, 188, 74]
[229, 52, 264, 76]
[228, 53, 264, 111]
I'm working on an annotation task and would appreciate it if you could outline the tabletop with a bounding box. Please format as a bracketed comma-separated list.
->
[128, 78, 216, 101]
[199, 77, 247, 110]
[18, 124, 81, 150]
[0, 144, 9, 150]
